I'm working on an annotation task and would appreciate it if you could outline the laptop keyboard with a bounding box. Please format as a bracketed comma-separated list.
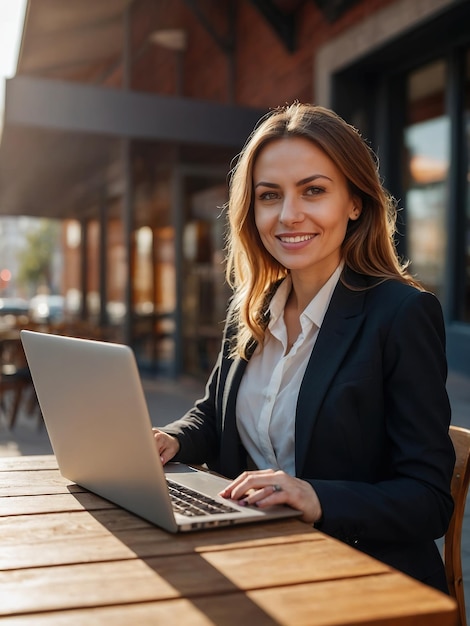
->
[166, 479, 241, 517]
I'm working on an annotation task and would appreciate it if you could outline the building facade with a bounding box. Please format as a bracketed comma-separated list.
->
[0, 0, 468, 376]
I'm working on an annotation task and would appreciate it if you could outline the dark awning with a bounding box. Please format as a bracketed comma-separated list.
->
[0, 76, 264, 220]
[4, 76, 264, 145]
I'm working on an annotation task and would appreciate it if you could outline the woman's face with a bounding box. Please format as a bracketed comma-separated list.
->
[253, 137, 360, 282]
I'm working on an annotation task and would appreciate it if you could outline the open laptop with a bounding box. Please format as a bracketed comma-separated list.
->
[20, 330, 300, 532]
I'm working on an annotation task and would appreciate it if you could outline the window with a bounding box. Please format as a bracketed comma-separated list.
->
[403, 60, 449, 300]
[182, 180, 230, 377]
[464, 49, 470, 321]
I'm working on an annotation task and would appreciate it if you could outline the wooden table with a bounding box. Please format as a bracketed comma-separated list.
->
[0, 455, 458, 625]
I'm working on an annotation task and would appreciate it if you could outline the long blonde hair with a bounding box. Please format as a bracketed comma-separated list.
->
[225, 102, 419, 359]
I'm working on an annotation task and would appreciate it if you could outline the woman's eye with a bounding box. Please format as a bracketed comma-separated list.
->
[259, 191, 278, 201]
[305, 186, 324, 196]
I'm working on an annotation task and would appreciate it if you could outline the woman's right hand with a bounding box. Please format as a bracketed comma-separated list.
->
[152, 428, 180, 465]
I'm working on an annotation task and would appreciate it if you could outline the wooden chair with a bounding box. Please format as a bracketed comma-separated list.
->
[0, 335, 38, 429]
[0, 366, 29, 427]
[445, 425, 470, 626]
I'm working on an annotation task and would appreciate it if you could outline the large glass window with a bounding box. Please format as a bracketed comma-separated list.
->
[182, 181, 230, 377]
[464, 48, 470, 321]
[403, 60, 449, 300]
[133, 222, 176, 371]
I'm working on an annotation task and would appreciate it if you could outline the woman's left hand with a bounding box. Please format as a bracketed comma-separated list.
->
[219, 468, 322, 524]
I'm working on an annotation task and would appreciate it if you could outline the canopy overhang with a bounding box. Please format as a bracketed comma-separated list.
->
[0, 76, 264, 219]
[3, 76, 264, 145]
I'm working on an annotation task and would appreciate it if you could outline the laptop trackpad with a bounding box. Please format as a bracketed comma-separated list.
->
[164, 462, 232, 498]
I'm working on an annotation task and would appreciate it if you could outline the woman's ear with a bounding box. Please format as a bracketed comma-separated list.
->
[349, 197, 362, 220]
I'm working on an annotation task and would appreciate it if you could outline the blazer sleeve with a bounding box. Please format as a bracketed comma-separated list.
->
[160, 350, 222, 467]
[159, 307, 240, 467]
[310, 289, 455, 545]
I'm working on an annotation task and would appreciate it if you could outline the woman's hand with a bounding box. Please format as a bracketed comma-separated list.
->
[219, 468, 322, 524]
[152, 428, 180, 465]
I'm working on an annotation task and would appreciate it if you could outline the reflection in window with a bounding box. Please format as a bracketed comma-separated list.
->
[135, 226, 154, 316]
[464, 48, 470, 321]
[182, 182, 230, 377]
[403, 60, 449, 301]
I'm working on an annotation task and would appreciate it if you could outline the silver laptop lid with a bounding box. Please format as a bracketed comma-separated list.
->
[20, 330, 179, 531]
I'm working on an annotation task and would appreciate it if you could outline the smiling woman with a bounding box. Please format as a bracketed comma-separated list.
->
[153, 102, 456, 595]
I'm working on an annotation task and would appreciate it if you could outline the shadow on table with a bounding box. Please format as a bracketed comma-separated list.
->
[68, 488, 291, 625]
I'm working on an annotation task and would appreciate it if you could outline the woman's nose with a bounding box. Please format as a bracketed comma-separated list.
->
[279, 195, 304, 225]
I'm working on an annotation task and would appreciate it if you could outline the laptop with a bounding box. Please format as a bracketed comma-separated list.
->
[20, 330, 301, 532]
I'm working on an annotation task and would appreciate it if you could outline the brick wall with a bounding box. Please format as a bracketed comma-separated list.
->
[128, 0, 397, 108]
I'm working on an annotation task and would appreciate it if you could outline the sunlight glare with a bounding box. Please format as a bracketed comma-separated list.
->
[0, 0, 27, 111]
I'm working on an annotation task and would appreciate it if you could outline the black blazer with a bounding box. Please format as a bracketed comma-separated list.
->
[164, 271, 455, 591]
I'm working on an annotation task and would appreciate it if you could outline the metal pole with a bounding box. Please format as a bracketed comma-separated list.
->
[98, 197, 109, 327]
[121, 4, 133, 346]
[79, 218, 88, 321]
[171, 165, 184, 377]
[444, 47, 466, 322]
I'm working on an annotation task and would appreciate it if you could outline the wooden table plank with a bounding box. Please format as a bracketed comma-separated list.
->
[0, 509, 159, 569]
[0, 507, 323, 569]
[0, 596, 285, 626]
[0, 469, 77, 496]
[0, 574, 457, 626]
[0, 539, 389, 616]
[0, 492, 116, 516]
[0, 455, 58, 471]
[246, 573, 458, 626]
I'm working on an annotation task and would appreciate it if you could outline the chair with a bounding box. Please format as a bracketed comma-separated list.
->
[0, 335, 37, 429]
[0, 366, 29, 427]
[445, 425, 470, 626]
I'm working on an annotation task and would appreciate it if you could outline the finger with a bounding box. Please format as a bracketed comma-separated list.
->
[240, 483, 286, 508]
[152, 430, 165, 450]
[218, 471, 257, 498]
[159, 448, 173, 465]
[158, 442, 176, 465]
[220, 470, 278, 500]
[152, 431, 176, 464]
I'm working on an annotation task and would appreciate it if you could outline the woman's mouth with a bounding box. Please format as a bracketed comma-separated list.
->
[277, 234, 316, 243]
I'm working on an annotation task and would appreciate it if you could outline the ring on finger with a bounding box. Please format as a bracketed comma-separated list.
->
[272, 484, 282, 493]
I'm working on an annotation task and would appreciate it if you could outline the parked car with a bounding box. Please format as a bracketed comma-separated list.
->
[0, 297, 30, 316]
[29, 294, 65, 323]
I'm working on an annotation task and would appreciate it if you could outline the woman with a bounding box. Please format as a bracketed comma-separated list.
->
[153, 103, 455, 592]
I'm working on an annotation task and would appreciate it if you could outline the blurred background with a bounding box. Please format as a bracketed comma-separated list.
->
[0, 0, 468, 383]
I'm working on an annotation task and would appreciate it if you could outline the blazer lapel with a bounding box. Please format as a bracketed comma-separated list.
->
[222, 356, 248, 425]
[295, 277, 367, 474]
[220, 355, 249, 477]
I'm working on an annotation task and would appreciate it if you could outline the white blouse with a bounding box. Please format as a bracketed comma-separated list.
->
[236, 264, 342, 476]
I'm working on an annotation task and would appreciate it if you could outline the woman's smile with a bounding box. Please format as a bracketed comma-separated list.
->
[277, 233, 317, 244]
